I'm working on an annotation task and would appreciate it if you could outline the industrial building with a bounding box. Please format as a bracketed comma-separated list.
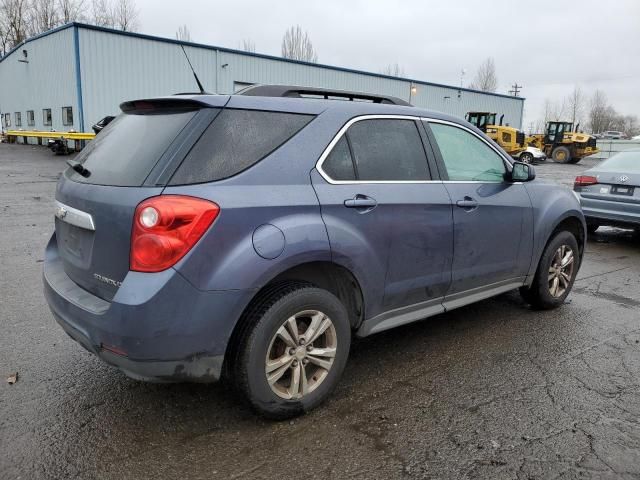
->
[0, 23, 524, 136]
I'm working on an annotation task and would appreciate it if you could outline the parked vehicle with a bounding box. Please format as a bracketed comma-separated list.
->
[600, 131, 625, 140]
[465, 111, 527, 156]
[574, 149, 640, 233]
[527, 121, 599, 164]
[43, 85, 586, 418]
[514, 146, 547, 164]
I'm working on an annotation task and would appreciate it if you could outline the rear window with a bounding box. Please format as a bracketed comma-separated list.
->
[595, 151, 640, 173]
[169, 109, 314, 185]
[68, 109, 197, 186]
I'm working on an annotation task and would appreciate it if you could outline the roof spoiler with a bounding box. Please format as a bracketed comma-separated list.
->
[237, 84, 412, 106]
[120, 98, 208, 113]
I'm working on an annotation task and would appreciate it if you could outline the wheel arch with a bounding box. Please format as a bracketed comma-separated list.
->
[222, 261, 365, 378]
[526, 213, 586, 286]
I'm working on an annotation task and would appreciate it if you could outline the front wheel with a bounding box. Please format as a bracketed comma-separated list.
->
[234, 284, 351, 419]
[520, 231, 580, 309]
[520, 152, 534, 164]
[552, 146, 572, 163]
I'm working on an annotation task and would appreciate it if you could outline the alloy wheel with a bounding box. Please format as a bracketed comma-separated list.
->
[265, 310, 337, 399]
[548, 245, 574, 297]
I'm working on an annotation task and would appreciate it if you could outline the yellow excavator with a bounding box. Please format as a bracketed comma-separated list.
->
[526, 121, 599, 164]
[465, 112, 527, 156]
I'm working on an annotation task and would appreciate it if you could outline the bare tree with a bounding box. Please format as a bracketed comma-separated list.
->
[175, 24, 191, 42]
[588, 90, 614, 134]
[90, 0, 113, 27]
[111, 0, 137, 31]
[469, 57, 498, 92]
[0, 0, 29, 50]
[29, 0, 58, 35]
[240, 38, 255, 52]
[281, 25, 317, 62]
[566, 85, 585, 127]
[57, 0, 85, 23]
[381, 62, 405, 77]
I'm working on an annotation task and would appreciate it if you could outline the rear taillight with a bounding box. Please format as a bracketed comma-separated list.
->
[574, 175, 598, 188]
[130, 195, 220, 272]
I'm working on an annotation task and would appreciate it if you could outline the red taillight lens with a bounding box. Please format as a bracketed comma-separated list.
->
[130, 195, 220, 272]
[574, 175, 598, 188]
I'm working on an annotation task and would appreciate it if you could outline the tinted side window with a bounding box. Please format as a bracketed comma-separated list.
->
[429, 122, 506, 182]
[170, 109, 314, 185]
[346, 119, 430, 181]
[322, 136, 356, 181]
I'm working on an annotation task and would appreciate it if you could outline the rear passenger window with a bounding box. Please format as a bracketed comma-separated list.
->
[321, 119, 430, 181]
[429, 122, 506, 182]
[322, 136, 356, 181]
[170, 109, 314, 184]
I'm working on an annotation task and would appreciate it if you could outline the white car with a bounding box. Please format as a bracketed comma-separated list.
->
[514, 146, 547, 164]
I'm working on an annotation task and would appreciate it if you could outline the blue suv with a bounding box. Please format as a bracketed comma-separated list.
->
[44, 85, 585, 418]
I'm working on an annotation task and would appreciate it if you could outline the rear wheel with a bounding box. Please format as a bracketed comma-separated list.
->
[520, 152, 534, 164]
[520, 231, 579, 309]
[551, 146, 571, 163]
[234, 283, 351, 419]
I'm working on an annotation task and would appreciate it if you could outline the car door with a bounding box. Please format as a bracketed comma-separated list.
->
[311, 116, 453, 325]
[423, 120, 533, 304]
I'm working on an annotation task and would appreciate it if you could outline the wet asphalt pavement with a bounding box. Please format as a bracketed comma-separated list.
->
[1, 145, 639, 479]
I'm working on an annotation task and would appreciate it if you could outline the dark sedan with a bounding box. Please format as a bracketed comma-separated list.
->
[574, 149, 640, 233]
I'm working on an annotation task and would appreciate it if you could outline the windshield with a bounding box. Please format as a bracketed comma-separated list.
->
[594, 151, 640, 173]
[67, 109, 197, 186]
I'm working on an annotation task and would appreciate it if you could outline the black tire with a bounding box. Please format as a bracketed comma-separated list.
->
[551, 146, 572, 163]
[234, 283, 351, 419]
[520, 152, 534, 164]
[520, 231, 580, 309]
[586, 223, 599, 235]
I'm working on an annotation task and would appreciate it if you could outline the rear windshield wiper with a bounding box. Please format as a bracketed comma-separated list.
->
[66, 160, 91, 178]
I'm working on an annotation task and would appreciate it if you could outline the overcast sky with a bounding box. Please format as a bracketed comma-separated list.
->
[135, 0, 639, 129]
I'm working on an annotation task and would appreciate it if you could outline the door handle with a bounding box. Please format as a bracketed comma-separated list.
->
[456, 196, 478, 210]
[344, 195, 377, 210]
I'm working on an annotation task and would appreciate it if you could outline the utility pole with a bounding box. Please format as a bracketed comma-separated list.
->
[509, 83, 522, 97]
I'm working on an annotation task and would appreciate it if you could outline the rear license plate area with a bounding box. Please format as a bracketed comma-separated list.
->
[55, 219, 95, 268]
[611, 186, 634, 196]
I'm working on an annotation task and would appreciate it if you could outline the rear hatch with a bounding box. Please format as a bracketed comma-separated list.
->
[54, 97, 225, 301]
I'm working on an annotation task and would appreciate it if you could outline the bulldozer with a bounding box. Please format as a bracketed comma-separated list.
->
[526, 121, 598, 164]
[465, 112, 527, 157]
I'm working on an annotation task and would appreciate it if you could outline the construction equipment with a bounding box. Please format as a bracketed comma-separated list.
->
[526, 121, 598, 164]
[466, 112, 527, 156]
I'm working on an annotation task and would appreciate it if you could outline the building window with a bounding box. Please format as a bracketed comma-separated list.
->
[43, 109, 52, 126]
[62, 106, 73, 126]
[27, 110, 35, 126]
[15, 112, 22, 127]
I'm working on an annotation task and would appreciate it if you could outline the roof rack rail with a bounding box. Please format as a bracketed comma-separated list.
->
[237, 84, 412, 106]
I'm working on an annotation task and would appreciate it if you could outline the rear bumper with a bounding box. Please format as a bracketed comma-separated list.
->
[43, 234, 256, 382]
[579, 195, 640, 228]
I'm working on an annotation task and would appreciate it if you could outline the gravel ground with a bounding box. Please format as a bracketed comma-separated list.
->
[1, 145, 639, 479]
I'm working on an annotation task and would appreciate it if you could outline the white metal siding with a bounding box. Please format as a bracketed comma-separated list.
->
[0, 28, 77, 136]
[1, 24, 524, 137]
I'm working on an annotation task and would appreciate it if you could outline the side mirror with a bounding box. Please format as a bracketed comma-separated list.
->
[511, 161, 536, 182]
